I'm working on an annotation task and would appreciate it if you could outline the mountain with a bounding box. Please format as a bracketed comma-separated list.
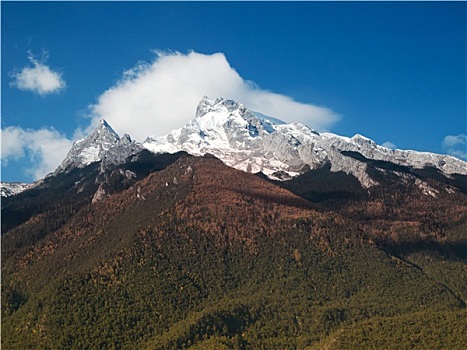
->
[2, 155, 466, 349]
[144, 96, 467, 185]
[0, 120, 144, 198]
[3, 96, 465, 198]
[2, 97, 467, 349]
[56, 119, 144, 174]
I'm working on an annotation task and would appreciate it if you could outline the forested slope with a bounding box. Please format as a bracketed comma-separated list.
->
[2, 156, 466, 349]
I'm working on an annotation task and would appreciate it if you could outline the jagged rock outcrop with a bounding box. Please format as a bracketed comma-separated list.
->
[92, 168, 137, 204]
[100, 133, 144, 172]
[55, 120, 120, 173]
[45, 119, 144, 202]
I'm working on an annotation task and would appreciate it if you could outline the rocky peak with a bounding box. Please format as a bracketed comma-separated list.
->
[196, 96, 246, 119]
[198, 97, 278, 138]
[55, 119, 119, 173]
[101, 133, 144, 171]
[119, 133, 133, 145]
[88, 119, 120, 144]
[351, 134, 378, 149]
[55, 119, 143, 174]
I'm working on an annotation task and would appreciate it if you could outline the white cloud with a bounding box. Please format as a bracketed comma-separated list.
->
[10, 52, 66, 96]
[1, 126, 72, 180]
[442, 134, 467, 160]
[90, 51, 340, 141]
[382, 141, 397, 150]
[1, 126, 27, 162]
[442, 134, 466, 148]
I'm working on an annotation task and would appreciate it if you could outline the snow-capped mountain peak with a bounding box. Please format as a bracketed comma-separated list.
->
[196, 96, 250, 119]
[193, 96, 279, 140]
[144, 97, 324, 178]
[86, 118, 120, 145]
[144, 96, 467, 185]
[55, 119, 143, 174]
[55, 119, 120, 173]
[145, 97, 278, 157]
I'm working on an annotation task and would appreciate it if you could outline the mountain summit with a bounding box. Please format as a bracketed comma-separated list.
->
[55, 119, 143, 174]
[56, 119, 119, 172]
[144, 96, 284, 159]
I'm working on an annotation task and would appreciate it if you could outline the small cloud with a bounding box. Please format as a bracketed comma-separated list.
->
[90, 51, 340, 141]
[447, 149, 467, 160]
[10, 52, 66, 96]
[1, 126, 27, 163]
[442, 134, 467, 160]
[1, 126, 72, 180]
[382, 141, 397, 150]
[442, 134, 466, 148]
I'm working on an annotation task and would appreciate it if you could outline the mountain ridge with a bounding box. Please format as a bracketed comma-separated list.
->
[143, 97, 466, 186]
[1, 96, 466, 198]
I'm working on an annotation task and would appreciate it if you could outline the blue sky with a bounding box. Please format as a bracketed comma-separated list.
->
[2, 1, 466, 183]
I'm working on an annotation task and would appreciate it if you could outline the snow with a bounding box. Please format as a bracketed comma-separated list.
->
[143, 138, 181, 155]
[80, 145, 101, 165]
[251, 111, 286, 126]
[1, 182, 35, 197]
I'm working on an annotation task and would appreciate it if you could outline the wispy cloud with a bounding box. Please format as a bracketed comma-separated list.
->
[90, 51, 340, 141]
[10, 52, 66, 96]
[1, 126, 72, 180]
[442, 134, 467, 160]
[382, 141, 397, 150]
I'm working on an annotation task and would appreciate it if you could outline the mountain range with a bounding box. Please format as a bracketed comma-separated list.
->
[1, 97, 466, 349]
[2, 96, 466, 197]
